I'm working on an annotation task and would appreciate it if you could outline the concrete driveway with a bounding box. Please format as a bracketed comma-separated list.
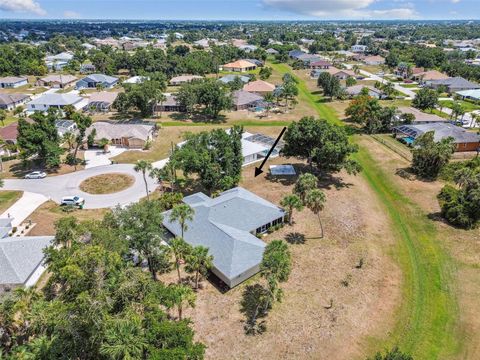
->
[2, 164, 157, 209]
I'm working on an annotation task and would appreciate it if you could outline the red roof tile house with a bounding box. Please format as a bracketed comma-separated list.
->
[222, 60, 257, 72]
[243, 80, 276, 95]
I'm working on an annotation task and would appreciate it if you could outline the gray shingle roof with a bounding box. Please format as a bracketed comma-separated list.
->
[219, 75, 250, 84]
[0, 93, 29, 106]
[0, 236, 53, 285]
[395, 122, 480, 144]
[82, 74, 118, 84]
[232, 90, 263, 106]
[430, 76, 480, 90]
[162, 187, 285, 285]
[28, 93, 83, 106]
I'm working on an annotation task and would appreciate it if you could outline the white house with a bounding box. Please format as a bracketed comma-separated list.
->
[27, 93, 88, 113]
[0, 76, 28, 89]
[351, 44, 368, 53]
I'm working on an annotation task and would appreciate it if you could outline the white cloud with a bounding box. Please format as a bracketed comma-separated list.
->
[64, 10, 80, 19]
[0, 0, 46, 16]
[262, 0, 417, 19]
[451, 0, 461, 3]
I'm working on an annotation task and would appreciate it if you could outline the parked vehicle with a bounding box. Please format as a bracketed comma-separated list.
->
[61, 196, 85, 208]
[25, 171, 47, 179]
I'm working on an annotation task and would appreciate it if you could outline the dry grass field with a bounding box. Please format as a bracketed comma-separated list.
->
[79, 173, 134, 194]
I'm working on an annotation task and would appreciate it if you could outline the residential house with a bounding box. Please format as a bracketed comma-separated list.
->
[324, 67, 357, 80]
[266, 48, 279, 55]
[238, 45, 258, 53]
[45, 52, 74, 71]
[0, 76, 28, 89]
[86, 121, 156, 149]
[310, 60, 332, 70]
[395, 106, 447, 124]
[428, 77, 480, 93]
[76, 74, 119, 89]
[243, 80, 276, 95]
[351, 44, 368, 53]
[363, 55, 385, 65]
[80, 64, 96, 74]
[162, 187, 285, 288]
[345, 85, 383, 99]
[240, 132, 283, 164]
[456, 89, 480, 101]
[0, 93, 30, 110]
[412, 70, 449, 84]
[394, 123, 479, 152]
[0, 236, 54, 293]
[36, 74, 77, 89]
[154, 94, 185, 113]
[0, 121, 33, 144]
[26, 93, 87, 112]
[169, 75, 203, 86]
[123, 76, 149, 84]
[232, 90, 263, 110]
[55, 119, 77, 137]
[222, 60, 257, 72]
[218, 75, 250, 85]
[288, 50, 306, 59]
[244, 59, 264, 67]
[296, 53, 322, 66]
[86, 91, 119, 112]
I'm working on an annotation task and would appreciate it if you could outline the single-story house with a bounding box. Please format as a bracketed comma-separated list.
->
[288, 50, 306, 59]
[154, 94, 185, 112]
[345, 85, 383, 99]
[45, 52, 74, 71]
[169, 75, 203, 86]
[86, 91, 119, 112]
[412, 70, 449, 83]
[76, 74, 119, 89]
[0, 93, 30, 110]
[0, 236, 54, 293]
[238, 45, 258, 53]
[0, 76, 28, 89]
[266, 48, 279, 55]
[55, 119, 77, 137]
[428, 77, 480, 93]
[244, 59, 264, 67]
[456, 89, 480, 101]
[222, 60, 257, 72]
[296, 54, 322, 65]
[241, 132, 283, 164]
[232, 90, 263, 111]
[243, 80, 276, 95]
[36, 74, 77, 89]
[80, 64, 96, 74]
[395, 106, 447, 124]
[351, 44, 368, 53]
[363, 55, 385, 65]
[162, 187, 286, 288]
[86, 121, 156, 149]
[27, 93, 87, 112]
[310, 60, 332, 70]
[0, 122, 24, 144]
[325, 67, 357, 80]
[394, 123, 480, 152]
[123, 76, 149, 84]
[219, 74, 250, 85]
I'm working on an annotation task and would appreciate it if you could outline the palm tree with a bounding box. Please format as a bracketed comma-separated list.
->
[293, 173, 318, 202]
[305, 189, 327, 238]
[0, 109, 6, 126]
[185, 246, 213, 290]
[169, 203, 195, 238]
[100, 318, 146, 359]
[280, 194, 303, 225]
[352, 64, 360, 75]
[169, 237, 192, 283]
[62, 132, 75, 150]
[134, 160, 153, 200]
[153, 90, 166, 118]
[167, 284, 196, 320]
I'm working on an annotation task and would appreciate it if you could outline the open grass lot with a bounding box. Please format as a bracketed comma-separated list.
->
[440, 99, 480, 112]
[28, 201, 110, 236]
[0, 190, 23, 213]
[177, 156, 402, 360]
[79, 173, 134, 194]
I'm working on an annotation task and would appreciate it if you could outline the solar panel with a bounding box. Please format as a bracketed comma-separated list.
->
[270, 165, 296, 176]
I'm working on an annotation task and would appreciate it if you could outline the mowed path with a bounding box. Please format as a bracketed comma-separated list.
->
[269, 62, 460, 358]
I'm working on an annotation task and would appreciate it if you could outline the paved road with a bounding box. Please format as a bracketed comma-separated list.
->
[3, 164, 158, 209]
[358, 69, 417, 99]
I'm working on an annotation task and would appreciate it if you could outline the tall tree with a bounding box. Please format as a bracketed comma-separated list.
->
[293, 173, 318, 202]
[280, 194, 303, 225]
[134, 160, 153, 200]
[169, 203, 195, 238]
[305, 189, 327, 238]
[169, 237, 192, 283]
[412, 88, 439, 111]
[185, 246, 214, 290]
[71, 112, 92, 170]
[260, 240, 291, 307]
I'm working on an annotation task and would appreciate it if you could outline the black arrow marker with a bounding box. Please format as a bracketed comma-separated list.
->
[254, 126, 287, 177]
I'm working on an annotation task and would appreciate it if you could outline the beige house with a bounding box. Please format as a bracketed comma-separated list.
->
[243, 80, 276, 95]
[169, 75, 203, 86]
[87, 121, 156, 149]
[222, 60, 257, 72]
[36, 75, 77, 89]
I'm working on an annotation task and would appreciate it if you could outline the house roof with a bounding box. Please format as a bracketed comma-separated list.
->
[88, 91, 119, 104]
[395, 123, 480, 144]
[40, 74, 77, 84]
[0, 93, 29, 106]
[397, 106, 447, 123]
[123, 76, 149, 84]
[456, 89, 480, 100]
[219, 75, 250, 84]
[243, 80, 275, 93]
[0, 122, 20, 141]
[162, 187, 285, 283]
[81, 74, 118, 84]
[416, 70, 449, 81]
[0, 236, 53, 285]
[430, 76, 480, 90]
[345, 85, 381, 96]
[310, 60, 332, 67]
[159, 94, 180, 107]
[232, 90, 263, 106]
[223, 60, 257, 69]
[364, 55, 385, 62]
[169, 75, 203, 84]
[28, 93, 84, 106]
[46, 52, 73, 61]
[0, 76, 27, 84]
[88, 121, 154, 141]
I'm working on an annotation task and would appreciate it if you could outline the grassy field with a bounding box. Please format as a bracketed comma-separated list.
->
[0, 190, 23, 213]
[276, 62, 460, 358]
[440, 100, 480, 113]
[79, 173, 134, 194]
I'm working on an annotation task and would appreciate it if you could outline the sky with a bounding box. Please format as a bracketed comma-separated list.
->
[0, 0, 478, 21]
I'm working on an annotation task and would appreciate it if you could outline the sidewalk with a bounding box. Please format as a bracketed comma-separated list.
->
[1, 192, 48, 227]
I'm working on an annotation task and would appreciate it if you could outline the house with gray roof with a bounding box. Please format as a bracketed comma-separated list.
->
[0, 76, 28, 89]
[428, 76, 480, 93]
[162, 187, 285, 288]
[0, 93, 30, 110]
[26, 93, 87, 112]
[232, 90, 263, 110]
[0, 236, 54, 293]
[394, 123, 480, 152]
[76, 74, 119, 89]
[219, 74, 250, 85]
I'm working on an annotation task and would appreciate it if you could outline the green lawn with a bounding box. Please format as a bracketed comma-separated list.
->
[0, 190, 23, 213]
[439, 100, 480, 113]
[274, 62, 460, 358]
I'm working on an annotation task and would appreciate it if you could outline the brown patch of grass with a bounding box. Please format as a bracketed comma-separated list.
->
[28, 201, 109, 236]
[79, 173, 134, 194]
[0, 190, 23, 213]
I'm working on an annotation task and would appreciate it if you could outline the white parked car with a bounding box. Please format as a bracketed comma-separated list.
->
[61, 196, 85, 207]
[25, 171, 47, 179]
